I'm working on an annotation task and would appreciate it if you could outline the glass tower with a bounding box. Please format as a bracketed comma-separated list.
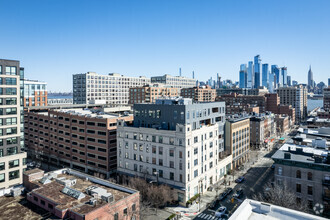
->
[254, 55, 261, 88]
[281, 67, 287, 86]
[262, 63, 269, 88]
[247, 61, 254, 89]
[239, 64, 247, 88]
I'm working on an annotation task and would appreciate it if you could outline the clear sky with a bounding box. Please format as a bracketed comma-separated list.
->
[1, 0, 329, 92]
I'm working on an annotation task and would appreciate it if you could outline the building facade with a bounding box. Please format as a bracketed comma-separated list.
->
[25, 108, 133, 178]
[249, 113, 276, 149]
[0, 59, 27, 193]
[254, 55, 261, 89]
[73, 72, 150, 105]
[129, 84, 180, 104]
[275, 114, 289, 134]
[23, 79, 47, 107]
[262, 63, 269, 88]
[239, 64, 247, 88]
[181, 86, 216, 102]
[150, 74, 196, 89]
[324, 87, 330, 112]
[116, 98, 232, 204]
[225, 117, 250, 169]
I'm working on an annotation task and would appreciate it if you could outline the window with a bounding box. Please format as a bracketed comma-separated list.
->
[152, 146, 156, 154]
[296, 184, 301, 193]
[123, 208, 128, 215]
[170, 161, 174, 168]
[0, 162, 4, 170]
[307, 186, 313, 195]
[194, 169, 198, 178]
[48, 203, 53, 209]
[0, 173, 4, 183]
[159, 136, 163, 143]
[132, 204, 136, 212]
[5, 66, 16, 75]
[169, 149, 174, 157]
[170, 172, 174, 180]
[40, 200, 45, 205]
[194, 148, 198, 155]
[159, 159, 163, 166]
[9, 159, 19, 168]
[307, 172, 312, 181]
[278, 167, 282, 175]
[179, 151, 183, 158]
[194, 159, 198, 166]
[296, 170, 301, 179]
[114, 213, 119, 220]
[9, 170, 19, 180]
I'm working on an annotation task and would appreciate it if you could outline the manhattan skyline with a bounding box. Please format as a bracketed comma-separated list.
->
[0, 0, 329, 92]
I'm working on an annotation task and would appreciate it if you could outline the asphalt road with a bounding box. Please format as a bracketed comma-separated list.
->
[193, 150, 276, 220]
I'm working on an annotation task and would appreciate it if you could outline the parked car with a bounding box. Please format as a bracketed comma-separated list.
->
[218, 192, 228, 201]
[235, 176, 245, 183]
[233, 189, 243, 198]
[225, 187, 233, 195]
[209, 200, 217, 210]
[215, 206, 227, 217]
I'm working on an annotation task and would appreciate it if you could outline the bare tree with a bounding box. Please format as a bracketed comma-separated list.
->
[253, 183, 309, 213]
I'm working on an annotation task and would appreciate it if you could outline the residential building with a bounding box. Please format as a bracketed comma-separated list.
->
[116, 98, 232, 204]
[229, 199, 327, 220]
[181, 86, 216, 102]
[324, 87, 330, 112]
[254, 55, 261, 89]
[24, 168, 140, 220]
[150, 74, 196, 88]
[308, 66, 314, 91]
[239, 64, 247, 88]
[129, 84, 180, 104]
[277, 85, 307, 121]
[275, 114, 290, 134]
[23, 79, 47, 107]
[216, 93, 267, 115]
[249, 113, 276, 149]
[262, 64, 269, 88]
[225, 116, 250, 169]
[216, 87, 268, 96]
[25, 108, 133, 178]
[265, 93, 295, 124]
[272, 143, 330, 216]
[0, 59, 27, 195]
[73, 72, 150, 105]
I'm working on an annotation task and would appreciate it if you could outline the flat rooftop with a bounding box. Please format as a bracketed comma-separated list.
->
[29, 169, 136, 215]
[229, 199, 327, 220]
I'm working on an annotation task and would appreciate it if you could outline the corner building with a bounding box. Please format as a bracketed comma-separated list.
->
[116, 98, 232, 204]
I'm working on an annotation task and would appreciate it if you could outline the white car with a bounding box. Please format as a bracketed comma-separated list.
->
[215, 206, 227, 217]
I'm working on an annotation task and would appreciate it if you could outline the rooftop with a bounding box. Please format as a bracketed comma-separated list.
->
[28, 169, 137, 215]
[229, 199, 327, 220]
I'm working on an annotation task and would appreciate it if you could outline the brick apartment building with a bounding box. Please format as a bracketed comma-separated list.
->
[265, 93, 295, 124]
[181, 85, 216, 102]
[275, 114, 290, 134]
[23, 79, 47, 107]
[129, 84, 180, 104]
[25, 108, 133, 178]
[24, 168, 140, 220]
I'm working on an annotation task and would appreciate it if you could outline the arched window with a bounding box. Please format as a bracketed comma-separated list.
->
[296, 170, 301, 179]
[308, 172, 313, 181]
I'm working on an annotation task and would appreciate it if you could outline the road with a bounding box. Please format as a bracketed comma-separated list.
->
[193, 149, 276, 220]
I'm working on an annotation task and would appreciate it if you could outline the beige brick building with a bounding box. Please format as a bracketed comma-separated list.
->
[181, 86, 216, 102]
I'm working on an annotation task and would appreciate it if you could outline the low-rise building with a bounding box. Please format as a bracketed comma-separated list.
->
[272, 143, 330, 216]
[275, 114, 289, 134]
[25, 108, 133, 178]
[116, 98, 231, 204]
[24, 168, 140, 220]
[181, 85, 216, 102]
[151, 74, 196, 88]
[225, 116, 250, 169]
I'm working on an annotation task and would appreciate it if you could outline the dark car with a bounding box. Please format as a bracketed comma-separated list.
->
[233, 189, 243, 198]
[209, 200, 217, 210]
[225, 187, 233, 195]
[235, 176, 245, 183]
[218, 192, 228, 201]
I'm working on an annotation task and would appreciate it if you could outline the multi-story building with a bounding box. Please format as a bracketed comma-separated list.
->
[129, 84, 180, 104]
[265, 93, 295, 124]
[271, 65, 280, 86]
[0, 59, 27, 194]
[116, 98, 232, 204]
[324, 87, 330, 112]
[277, 85, 307, 121]
[247, 61, 254, 89]
[274, 114, 289, 134]
[25, 108, 133, 178]
[239, 64, 247, 88]
[308, 66, 314, 91]
[249, 113, 276, 149]
[272, 143, 330, 216]
[262, 63, 269, 88]
[216, 87, 268, 97]
[73, 72, 150, 105]
[181, 86, 216, 102]
[254, 55, 261, 89]
[23, 79, 47, 107]
[216, 93, 267, 115]
[281, 67, 287, 86]
[151, 74, 196, 89]
[24, 168, 140, 220]
[225, 116, 250, 169]
[287, 75, 292, 87]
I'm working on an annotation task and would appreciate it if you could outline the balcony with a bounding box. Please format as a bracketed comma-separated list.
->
[323, 179, 330, 186]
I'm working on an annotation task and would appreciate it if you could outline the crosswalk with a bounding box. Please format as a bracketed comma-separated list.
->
[196, 213, 221, 220]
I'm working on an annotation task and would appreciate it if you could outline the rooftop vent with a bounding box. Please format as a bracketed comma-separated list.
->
[62, 187, 85, 200]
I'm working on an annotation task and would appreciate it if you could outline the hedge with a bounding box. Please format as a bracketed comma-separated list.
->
[186, 193, 200, 205]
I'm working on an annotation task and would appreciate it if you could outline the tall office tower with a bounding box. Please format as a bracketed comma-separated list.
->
[151, 74, 196, 89]
[277, 85, 308, 121]
[0, 59, 27, 192]
[239, 64, 247, 88]
[247, 61, 254, 88]
[254, 55, 261, 88]
[271, 65, 280, 85]
[281, 67, 287, 86]
[116, 98, 231, 204]
[328, 78, 330, 87]
[217, 73, 221, 89]
[73, 72, 150, 105]
[287, 76, 291, 86]
[308, 65, 314, 91]
[23, 79, 47, 107]
[269, 73, 275, 93]
[262, 63, 269, 88]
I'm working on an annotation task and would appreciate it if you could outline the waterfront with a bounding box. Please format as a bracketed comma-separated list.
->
[307, 98, 323, 112]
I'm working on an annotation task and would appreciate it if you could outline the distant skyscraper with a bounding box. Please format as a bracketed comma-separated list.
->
[328, 78, 330, 87]
[247, 61, 254, 88]
[281, 67, 287, 86]
[262, 63, 269, 88]
[292, 80, 298, 86]
[271, 65, 280, 86]
[269, 73, 275, 93]
[239, 64, 247, 88]
[254, 55, 261, 88]
[287, 76, 291, 86]
[308, 65, 314, 90]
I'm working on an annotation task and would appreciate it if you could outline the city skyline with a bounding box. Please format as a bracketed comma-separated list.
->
[1, 0, 330, 92]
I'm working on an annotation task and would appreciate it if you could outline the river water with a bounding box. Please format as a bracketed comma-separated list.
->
[307, 99, 323, 112]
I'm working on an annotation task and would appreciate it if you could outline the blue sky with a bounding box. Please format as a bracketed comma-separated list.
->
[1, 0, 329, 92]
